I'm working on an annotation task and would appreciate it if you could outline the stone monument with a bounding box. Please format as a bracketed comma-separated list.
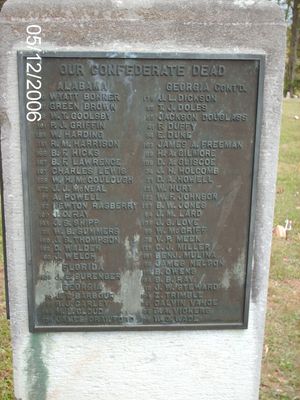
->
[0, 0, 286, 399]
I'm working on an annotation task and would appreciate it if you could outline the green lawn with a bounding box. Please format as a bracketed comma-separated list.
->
[260, 99, 300, 400]
[0, 100, 299, 399]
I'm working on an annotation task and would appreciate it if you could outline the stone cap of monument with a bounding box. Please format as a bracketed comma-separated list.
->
[0, 0, 285, 25]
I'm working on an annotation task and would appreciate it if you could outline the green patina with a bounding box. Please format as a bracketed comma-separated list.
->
[26, 334, 48, 400]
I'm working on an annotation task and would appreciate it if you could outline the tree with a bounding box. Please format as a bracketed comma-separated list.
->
[286, 0, 300, 95]
[0, 0, 6, 11]
[271, 0, 300, 95]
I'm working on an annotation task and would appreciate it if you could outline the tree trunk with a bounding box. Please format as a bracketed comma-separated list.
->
[0, 0, 7, 11]
[287, 0, 300, 96]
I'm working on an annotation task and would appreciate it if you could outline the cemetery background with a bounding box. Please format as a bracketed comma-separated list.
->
[0, 0, 299, 399]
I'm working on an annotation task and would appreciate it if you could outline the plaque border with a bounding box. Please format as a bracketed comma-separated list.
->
[18, 51, 265, 332]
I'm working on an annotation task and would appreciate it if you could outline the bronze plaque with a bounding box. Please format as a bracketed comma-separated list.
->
[18, 52, 264, 331]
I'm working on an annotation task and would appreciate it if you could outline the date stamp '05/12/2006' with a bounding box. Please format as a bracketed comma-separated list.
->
[25, 24, 42, 123]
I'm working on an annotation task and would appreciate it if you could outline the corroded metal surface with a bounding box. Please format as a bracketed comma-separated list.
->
[18, 52, 264, 331]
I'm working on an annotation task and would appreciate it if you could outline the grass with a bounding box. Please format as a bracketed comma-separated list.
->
[0, 100, 299, 399]
[260, 99, 300, 400]
[0, 306, 13, 400]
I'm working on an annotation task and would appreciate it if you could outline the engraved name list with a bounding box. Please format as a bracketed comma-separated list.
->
[18, 53, 263, 331]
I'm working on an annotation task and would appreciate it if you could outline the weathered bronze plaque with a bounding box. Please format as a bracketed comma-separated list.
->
[18, 52, 264, 331]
